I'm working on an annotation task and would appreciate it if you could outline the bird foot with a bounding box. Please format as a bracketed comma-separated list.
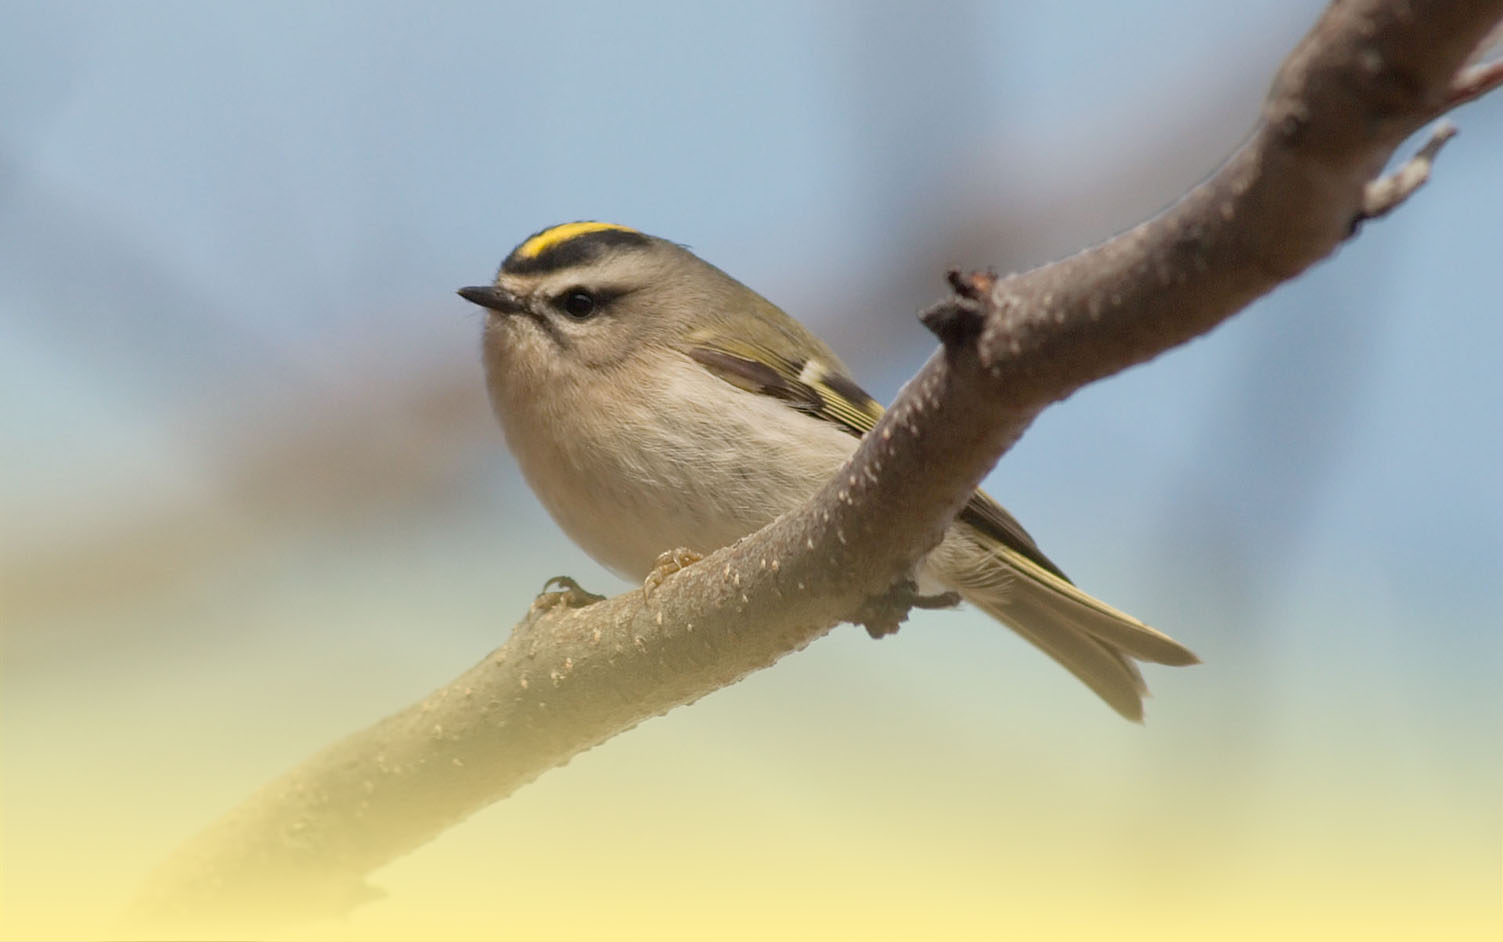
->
[855, 579, 961, 638]
[642, 547, 704, 601]
[534, 575, 606, 611]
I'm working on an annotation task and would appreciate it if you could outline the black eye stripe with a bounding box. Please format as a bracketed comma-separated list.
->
[561, 290, 595, 318]
[553, 286, 632, 320]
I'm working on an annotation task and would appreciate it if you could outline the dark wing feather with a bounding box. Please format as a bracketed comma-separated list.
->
[956, 493, 1070, 582]
[686, 338, 1070, 581]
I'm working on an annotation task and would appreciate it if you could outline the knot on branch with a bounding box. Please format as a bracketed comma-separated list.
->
[853, 579, 961, 639]
[920, 269, 997, 348]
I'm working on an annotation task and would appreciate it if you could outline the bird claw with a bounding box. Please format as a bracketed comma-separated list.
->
[642, 547, 704, 601]
[534, 575, 606, 611]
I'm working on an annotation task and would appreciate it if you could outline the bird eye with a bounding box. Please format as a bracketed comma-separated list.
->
[561, 289, 596, 319]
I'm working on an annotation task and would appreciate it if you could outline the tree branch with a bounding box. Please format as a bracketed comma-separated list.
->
[131, 0, 1503, 929]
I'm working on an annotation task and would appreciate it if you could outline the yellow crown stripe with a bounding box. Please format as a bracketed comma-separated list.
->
[516, 222, 639, 260]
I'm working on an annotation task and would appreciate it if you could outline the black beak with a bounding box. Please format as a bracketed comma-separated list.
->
[458, 285, 523, 314]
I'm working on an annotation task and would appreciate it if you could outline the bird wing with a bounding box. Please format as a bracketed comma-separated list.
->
[684, 336, 1068, 580]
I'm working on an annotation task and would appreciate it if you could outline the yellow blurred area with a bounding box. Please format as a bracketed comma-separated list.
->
[2, 613, 1496, 941]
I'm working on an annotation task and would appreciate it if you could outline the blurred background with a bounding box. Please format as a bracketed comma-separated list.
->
[3, 1, 1499, 939]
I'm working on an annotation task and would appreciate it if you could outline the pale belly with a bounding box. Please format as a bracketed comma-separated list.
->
[498, 359, 860, 580]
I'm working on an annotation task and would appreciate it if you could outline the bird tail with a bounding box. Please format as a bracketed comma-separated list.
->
[936, 537, 1199, 721]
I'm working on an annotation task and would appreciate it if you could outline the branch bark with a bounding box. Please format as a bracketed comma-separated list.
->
[131, 0, 1503, 929]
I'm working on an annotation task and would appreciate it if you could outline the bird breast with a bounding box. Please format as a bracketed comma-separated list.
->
[494, 352, 859, 581]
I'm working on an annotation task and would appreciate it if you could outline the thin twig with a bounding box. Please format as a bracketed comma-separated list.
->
[1448, 58, 1503, 106]
[1360, 121, 1459, 221]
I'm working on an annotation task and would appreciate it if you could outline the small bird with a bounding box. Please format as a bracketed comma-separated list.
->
[460, 222, 1197, 719]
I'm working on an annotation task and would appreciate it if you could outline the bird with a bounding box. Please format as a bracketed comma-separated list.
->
[460, 222, 1197, 719]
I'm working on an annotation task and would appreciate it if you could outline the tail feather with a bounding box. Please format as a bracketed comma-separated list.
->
[973, 585, 1151, 721]
[932, 534, 1198, 721]
[1000, 551, 1200, 668]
